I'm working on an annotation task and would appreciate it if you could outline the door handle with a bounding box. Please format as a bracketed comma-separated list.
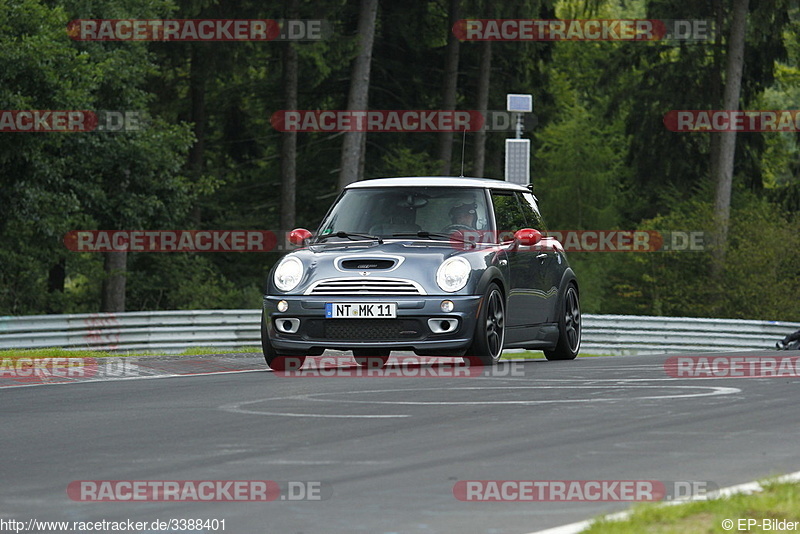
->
[536, 253, 548, 261]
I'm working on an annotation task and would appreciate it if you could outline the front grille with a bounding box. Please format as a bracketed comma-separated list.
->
[340, 259, 396, 270]
[306, 277, 425, 295]
[310, 319, 423, 340]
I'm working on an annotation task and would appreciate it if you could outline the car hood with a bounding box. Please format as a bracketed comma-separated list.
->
[272, 239, 500, 296]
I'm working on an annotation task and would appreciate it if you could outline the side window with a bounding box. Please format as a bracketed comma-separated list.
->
[491, 190, 527, 240]
[519, 192, 545, 231]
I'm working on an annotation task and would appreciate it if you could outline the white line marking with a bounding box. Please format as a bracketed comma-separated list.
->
[296, 385, 741, 406]
[219, 396, 411, 418]
[256, 460, 392, 465]
[0, 357, 761, 390]
[218, 386, 741, 419]
[0, 368, 264, 389]
[217, 383, 740, 418]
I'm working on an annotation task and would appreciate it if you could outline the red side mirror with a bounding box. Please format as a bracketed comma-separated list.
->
[288, 228, 312, 246]
[514, 228, 542, 246]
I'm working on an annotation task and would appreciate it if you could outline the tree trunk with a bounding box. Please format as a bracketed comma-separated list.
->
[46, 258, 66, 313]
[708, 0, 724, 191]
[473, 40, 492, 177]
[358, 128, 367, 181]
[280, 0, 299, 232]
[101, 250, 127, 312]
[338, 0, 379, 190]
[711, 0, 748, 274]
[188, 44, 208, 225]
[437, 0, 461, 176]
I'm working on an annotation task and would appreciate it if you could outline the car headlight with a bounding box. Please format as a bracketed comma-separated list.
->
[274, 256, 304, 292]
[436, 257, 471, 293]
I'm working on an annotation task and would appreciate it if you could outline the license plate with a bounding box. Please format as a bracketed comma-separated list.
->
[325, 302, 396, 319]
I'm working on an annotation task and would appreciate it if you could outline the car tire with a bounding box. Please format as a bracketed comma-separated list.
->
[353, 349, 390, 369]
[464, 283, 505, 366]
[544, 283, 580, 361]
[261, 311, 306, 371]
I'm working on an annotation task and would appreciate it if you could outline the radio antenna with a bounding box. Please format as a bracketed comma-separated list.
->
[459, 126, 467, 177]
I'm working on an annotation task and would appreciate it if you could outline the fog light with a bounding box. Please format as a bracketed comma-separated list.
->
[428, 318, 459, 334]
[277, 300, 289, 312]
[441, 300, 454, 313]
[275, 317, 300, 334]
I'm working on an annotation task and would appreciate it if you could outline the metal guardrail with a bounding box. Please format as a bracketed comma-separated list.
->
[579, 315, 800, 355]
[0, 310, 261, 353]
[0, 310, 798, 355]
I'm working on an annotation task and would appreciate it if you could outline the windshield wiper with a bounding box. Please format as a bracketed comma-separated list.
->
[391, 231, 469, 244]
[315, 231, 383, 244]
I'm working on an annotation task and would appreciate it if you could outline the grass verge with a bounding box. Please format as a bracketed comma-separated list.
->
[583, 479, 800, 533]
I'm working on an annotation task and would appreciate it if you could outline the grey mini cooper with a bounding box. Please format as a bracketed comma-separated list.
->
[261, 177, 580, 370]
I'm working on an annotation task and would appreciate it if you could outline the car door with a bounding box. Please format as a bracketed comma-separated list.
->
[518, 192, 561, 323]
[490, 189, 549, 327]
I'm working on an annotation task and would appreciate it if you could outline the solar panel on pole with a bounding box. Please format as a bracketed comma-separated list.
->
[504, 139, 530, 185]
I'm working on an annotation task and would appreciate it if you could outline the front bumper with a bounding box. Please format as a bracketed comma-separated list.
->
[263, 294, 482, 354]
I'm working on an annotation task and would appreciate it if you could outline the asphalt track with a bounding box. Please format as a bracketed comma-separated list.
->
[1, 350, 799, 534]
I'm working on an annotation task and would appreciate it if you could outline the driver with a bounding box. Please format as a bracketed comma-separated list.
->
[448, 203, 477, 229]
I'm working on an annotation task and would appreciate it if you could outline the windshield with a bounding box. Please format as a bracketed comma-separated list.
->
[317, 187, 491, 240]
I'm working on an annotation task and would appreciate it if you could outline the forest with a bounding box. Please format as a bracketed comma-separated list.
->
[1, 0, 798, 321]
